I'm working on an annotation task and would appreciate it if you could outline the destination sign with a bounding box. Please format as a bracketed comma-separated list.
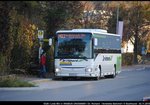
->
[58, 34, 86, 39]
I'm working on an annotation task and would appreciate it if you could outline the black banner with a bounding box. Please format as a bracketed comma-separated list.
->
[0, 101, 150, 105]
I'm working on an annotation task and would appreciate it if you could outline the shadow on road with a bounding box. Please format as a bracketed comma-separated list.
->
[52, 76, 111, 81]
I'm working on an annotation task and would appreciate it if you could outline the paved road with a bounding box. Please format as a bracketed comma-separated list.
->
[0, 67, 150, 101]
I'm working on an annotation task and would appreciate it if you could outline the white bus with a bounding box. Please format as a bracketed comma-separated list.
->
[54, 29, 121, 80]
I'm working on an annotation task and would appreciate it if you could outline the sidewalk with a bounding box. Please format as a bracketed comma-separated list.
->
[122, 63, 150, 71]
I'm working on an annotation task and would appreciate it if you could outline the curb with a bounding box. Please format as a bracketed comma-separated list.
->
[0, 87, 49, 91]
[29, 78, 52, 83]
[122, 65, 150, 71]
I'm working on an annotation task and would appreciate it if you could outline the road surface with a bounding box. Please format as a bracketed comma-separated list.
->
[0, 67, 150, 101]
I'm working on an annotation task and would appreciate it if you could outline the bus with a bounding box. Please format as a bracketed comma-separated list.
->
[54, 29, 121, 80]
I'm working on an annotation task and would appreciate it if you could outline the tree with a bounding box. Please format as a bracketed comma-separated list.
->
[0, 1, 12, 73]
[45, 1, 84, 36]
[106, 1, 150, 64]
[0, 1, 46, 74]
[124, 1, 150, 64]
[94, 1, 113, 30]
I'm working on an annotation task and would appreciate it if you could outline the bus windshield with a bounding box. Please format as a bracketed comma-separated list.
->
[55, 33, 92, 59]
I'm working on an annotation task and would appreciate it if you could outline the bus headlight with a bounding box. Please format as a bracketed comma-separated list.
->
[85, 68, 92, 72]
[55, 68, 61, 72]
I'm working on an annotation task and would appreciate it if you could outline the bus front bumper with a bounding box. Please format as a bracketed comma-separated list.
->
[55, 73, 98, 77]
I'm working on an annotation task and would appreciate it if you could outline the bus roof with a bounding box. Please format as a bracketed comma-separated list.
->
[56, 29, 107, 33]
[93, 31, 120, 37]
[56, 29, 120, 37]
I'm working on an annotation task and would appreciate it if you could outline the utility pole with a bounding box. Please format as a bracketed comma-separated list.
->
[38, 30, 44, 63]
[116, 4, 119, 34]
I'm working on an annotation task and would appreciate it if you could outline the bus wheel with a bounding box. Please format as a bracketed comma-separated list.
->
[94, 76, 100, 80]
[99, 65, 102, 79]
[112, 64, 117, 78]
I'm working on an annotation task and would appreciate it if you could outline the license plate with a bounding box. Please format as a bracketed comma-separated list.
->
[69, 73, 77, 76]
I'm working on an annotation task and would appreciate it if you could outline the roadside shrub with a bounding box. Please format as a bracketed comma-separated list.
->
[0, 53, 9, 75]
[0, 54, 6, 74]
[0, 75, 35, 87]
[122, 53, 134, 66]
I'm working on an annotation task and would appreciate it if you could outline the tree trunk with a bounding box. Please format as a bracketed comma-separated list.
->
[133, 27, 138, 64]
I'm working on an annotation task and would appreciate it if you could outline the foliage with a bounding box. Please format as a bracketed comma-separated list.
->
[106, 1, 150, 64]
[10, 15, 38, 69]
[0, 1, 12, 73]
[93, 1, 113, 30]
[0, 1, 43, 74]
[44, 1, 84, 36]
[0, 53, 8, 75]
[122, 53, 134, 66]
[0, 75, 35, 87]
[123, 2, 150, 64]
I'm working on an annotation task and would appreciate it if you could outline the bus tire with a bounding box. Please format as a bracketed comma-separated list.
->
[113, 64, 117, 78]
[94, 65, 102, 80]
[94, 76, 99, 80]
[99, 65, 102, 78]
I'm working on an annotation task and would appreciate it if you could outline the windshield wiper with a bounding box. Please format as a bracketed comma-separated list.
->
[80, 56, 88, 61]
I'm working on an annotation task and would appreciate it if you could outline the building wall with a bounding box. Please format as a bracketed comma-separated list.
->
[122, 40, 134, 53]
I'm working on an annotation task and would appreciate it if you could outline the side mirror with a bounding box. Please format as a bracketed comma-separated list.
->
[49, 38, 52, 46]
[94, 38, 98, 46]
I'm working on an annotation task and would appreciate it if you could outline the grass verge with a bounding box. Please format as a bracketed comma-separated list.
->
[0, 75, 36, 87]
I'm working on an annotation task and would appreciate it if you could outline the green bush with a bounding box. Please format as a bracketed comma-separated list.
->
[0, 53, 9, 75]
[0, 75, 35, 87]
[122, 53, 134, 66]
